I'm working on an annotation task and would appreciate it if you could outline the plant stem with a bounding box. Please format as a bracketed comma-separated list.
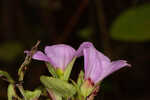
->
[17, 40, 40, 100]
[17, 84, 26, 100]
[18, 40, 40, 81]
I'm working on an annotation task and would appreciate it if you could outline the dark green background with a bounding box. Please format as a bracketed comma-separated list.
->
[0, 0, 150, 100]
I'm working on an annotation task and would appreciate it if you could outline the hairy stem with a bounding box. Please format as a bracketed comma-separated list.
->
[18, 40, 40, 81]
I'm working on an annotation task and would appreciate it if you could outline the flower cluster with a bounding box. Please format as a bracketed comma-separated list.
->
[33, 42, 130, 85]
[0, 41, 130, 100]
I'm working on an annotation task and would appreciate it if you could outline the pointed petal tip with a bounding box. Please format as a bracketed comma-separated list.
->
[24, 50, 29, 54]
[119, 60, 131, 67]
[32, 51, 50, 62]
[24, 50, 31, 56]
[126, 63, 131, 67]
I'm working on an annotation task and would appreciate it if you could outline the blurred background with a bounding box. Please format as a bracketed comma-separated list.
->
[0, 0, 150, 100]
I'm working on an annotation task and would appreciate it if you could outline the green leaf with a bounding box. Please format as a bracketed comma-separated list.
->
[7, 84, 20, 100]
[40, 76, 76, 97]
[35, 86, 48, 97]
[45, 62, 58, 78]
[110, 4, 150, 42]
[63, 57, 76, 81]
[24, 89, 41, 100]
[0, 70, 14, 83]
[47, 89, 62, 100]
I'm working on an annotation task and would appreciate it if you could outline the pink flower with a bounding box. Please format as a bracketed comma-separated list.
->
[78, 42, 131, 84]
[32, 44, 76, 71]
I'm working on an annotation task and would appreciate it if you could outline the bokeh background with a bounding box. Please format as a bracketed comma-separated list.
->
[0, 0, 150, 100]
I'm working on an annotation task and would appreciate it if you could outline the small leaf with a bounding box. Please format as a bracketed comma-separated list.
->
[63, 57, 76, 81]
[40, 76, 76, 97]
[24, 89, 41, 100]
[7, 84, 18, 100]
[45, 62, 58, 78]
[0, 70, 14, 83]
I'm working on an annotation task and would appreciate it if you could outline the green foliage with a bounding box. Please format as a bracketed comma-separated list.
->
[80, 80, 94, 98]
[7, 84, 16, 100]
[40, 76, 77, 97]
[77, 70, 84, 88]
[0, 70, 14, 83]
[0, 42, 23, 62]
[7, 84, 21, 100]
[47, 89, 62, 100]
[110, 4, 150, 42]
[24, 89, 41, 100]
[45, 57, 76, 81]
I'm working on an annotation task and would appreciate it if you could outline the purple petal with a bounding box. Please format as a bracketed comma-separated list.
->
[32, 51, 50, 62]
[83, 47, 104, 83]
[24, 50, 30, 54]
[76, 42, 94, 57]
[83, 46, 130, 84]
[24, 50, 31, 56]
[44, 44, 76, 70]
[96, 60, 130, 83]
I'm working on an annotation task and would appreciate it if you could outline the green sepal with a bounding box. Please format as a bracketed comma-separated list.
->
[24, 89, 41, 100]
[62, 57, 76, 81]
[45, 62, 58, 78]
[80, 80, 94, 98]
[71, 70, 84, 94]
[0, 70, 14, 83]
[40, 76, 76, 97]
[71, 71, 86, 100]
[77, 70, 84, 87]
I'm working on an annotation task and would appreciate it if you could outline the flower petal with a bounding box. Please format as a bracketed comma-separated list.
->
[44, 44, 76, 70]
[83, 47, 103, 83]
[76, 42, 94, 57]
[32, 51, 50, 62]
[96, 60, 130, 83]
[83, 45, 130, 84]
